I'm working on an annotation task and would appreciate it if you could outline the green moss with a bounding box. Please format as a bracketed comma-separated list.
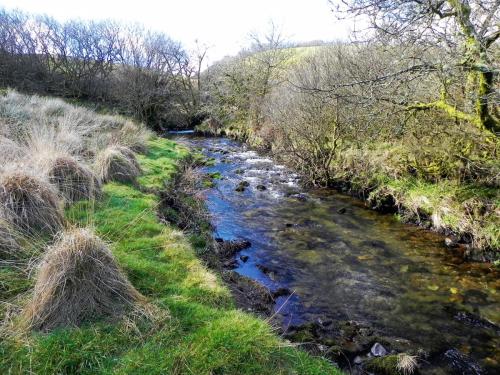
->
[136, 137, 190, 190]
[1, 137, 340, 375]
[208, 172, 222, 179]
[364, 355, 400, 375]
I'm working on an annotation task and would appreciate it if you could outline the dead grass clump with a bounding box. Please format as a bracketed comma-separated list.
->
[113, 145, 142, 171]
[112, 121, 152, 154]
[23, 228, 143, 331]
[396, 353, 418, 375]
[0, 219, 23, 261]
[48, 156, 101, 203]
[0, 136, 23, 163]
[0, 171, 63, 234]
[95, 146, 141, 184]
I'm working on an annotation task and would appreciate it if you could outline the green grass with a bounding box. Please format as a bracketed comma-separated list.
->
[1, 137, 340, 374]
[377, 177, 500, 250]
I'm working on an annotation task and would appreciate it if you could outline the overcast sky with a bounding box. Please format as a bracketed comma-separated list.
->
[1, 0, 354, 63]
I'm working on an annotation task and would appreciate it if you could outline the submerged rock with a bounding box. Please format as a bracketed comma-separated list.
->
[240, 255, 249, 262]
[235, 180, 250, 192]
[371, 342, 388, 357]
[256, 264, 277, 280]
[272, 287, 292, 299]
[256, 184, 267, 191]
[443, 348, 483, 374]
[337, 207, 347, 214]
[450, 309, 500, 332]
[290, 193, 308, 201]
[284, 190, 300, 197]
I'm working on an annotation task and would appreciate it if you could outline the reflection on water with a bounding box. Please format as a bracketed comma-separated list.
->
[174, 135, 499, 373]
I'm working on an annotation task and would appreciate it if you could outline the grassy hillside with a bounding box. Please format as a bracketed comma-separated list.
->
[0, 92, 339, 374]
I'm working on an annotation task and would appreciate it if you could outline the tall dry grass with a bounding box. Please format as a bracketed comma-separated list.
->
[23, 227, 143, 331]
[0, 89, 151, 218]
[0, 89, 153, 330]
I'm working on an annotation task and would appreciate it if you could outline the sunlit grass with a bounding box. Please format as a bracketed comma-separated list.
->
[1, 137, 340, 374]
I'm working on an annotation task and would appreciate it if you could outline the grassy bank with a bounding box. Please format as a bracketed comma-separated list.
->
[1, 137, 339, 374]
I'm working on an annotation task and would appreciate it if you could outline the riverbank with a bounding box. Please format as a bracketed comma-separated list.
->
[1, 137, 339, 374]
[194, 123, 499, 263]
[175, 134, 499, 374]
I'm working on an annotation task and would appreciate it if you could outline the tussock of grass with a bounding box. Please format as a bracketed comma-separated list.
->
[111, 121, 152, 154]
[396, 353, 418, 375]
[22, 227, 143, 332]
[1, 137, 340, 374]
[365, 353, 418, 375]
[0, 170, 64, 234]
[95, 146, 141, 184]
[48, 156, 102, 203]
[0, 219, 22, 260]
[0, 136, 23, 163]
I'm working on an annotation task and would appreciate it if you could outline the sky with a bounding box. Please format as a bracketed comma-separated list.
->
[0, 0, 354, 64]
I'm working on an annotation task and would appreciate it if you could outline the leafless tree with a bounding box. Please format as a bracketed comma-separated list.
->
[328, 0, 500, 135]
[203, 22, 291, 137]
[0, 8, 198, 129]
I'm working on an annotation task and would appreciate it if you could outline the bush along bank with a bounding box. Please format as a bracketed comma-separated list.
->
[1, 136, 340, 375]
[195, 120, 499, 263]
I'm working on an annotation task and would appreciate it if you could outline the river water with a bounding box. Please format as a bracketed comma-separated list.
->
[172, 134, 499, 374]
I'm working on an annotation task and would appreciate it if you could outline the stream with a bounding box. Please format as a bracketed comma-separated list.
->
[172, 134, 499, 374]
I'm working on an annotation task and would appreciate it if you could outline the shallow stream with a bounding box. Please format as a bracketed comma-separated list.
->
[173, 134, 499, 374]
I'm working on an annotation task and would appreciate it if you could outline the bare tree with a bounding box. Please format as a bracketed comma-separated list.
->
[0, 8, 199, 129]
[330, 0, 500, 134]
[203, 22, 291, 137]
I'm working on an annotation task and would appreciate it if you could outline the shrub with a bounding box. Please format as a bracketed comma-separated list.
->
[23, 227, 143, 331]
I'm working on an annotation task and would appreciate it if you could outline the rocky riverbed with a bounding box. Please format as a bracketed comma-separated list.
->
[172, 134, 500, 374]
